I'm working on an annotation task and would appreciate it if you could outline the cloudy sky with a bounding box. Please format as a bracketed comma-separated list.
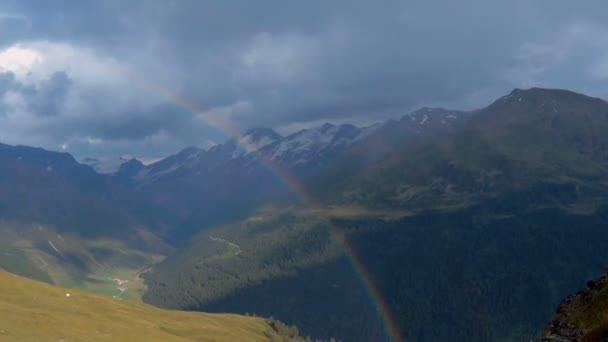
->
[1, 0, 608, 160]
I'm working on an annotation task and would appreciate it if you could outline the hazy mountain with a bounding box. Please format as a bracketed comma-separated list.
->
[113, 158, 146, 182]
[0, 143, 174, 290]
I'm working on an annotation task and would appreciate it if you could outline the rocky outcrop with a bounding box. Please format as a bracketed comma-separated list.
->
[537, 276, 608, 342]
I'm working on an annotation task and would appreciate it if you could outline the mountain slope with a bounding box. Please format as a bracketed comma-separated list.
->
[0, 142, 173, 240]
[142, 207, 390, 341]
[312, 88, 608, 209]
[123, 124, 382, 241]
[143, 204, 608, 342]
[0, 143, 174, 295]
[0, 270, 303, 342]
[143, 88, 608, 342]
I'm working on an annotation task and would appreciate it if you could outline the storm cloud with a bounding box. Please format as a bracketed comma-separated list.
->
[1, 0, 608, 159]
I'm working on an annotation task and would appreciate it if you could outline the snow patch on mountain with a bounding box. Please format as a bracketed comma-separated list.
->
[420, 114, 429, 125]
[82, 156, 139, 174]
[265, 123, 374, 166]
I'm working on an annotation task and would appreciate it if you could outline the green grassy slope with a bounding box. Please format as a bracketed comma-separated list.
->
[0, 270, 305, 342]
[0, 221, 169, 302]
[0, 246, 53, 283]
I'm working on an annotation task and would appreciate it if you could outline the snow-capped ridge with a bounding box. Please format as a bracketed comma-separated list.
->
[227, 127, 283, 158]
[82, 155, 144, 174]
[268, 123, 369, 163]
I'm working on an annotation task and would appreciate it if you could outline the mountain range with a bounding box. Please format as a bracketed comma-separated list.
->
[141, 87, 608, 341]
[2, 87, 608, 341]
[79, 107, 469, 243]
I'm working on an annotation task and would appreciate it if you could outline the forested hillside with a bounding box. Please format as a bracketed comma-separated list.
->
[143, 204, 608, 341]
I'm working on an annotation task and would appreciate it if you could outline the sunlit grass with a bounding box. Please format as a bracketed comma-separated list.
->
[0, 271, 287, 341]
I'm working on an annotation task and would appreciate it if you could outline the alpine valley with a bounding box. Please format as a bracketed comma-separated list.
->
[3, 88, 608, 341]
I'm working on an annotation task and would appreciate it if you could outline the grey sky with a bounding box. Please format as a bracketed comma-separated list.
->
[1, 0, 608, 160]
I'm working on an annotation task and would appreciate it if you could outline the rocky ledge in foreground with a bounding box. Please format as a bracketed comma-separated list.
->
[538, 273, 608, 342]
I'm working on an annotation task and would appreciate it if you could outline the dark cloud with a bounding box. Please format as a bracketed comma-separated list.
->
[26, 71, 72, 117]
[1, 0, 608, 158]
[0, 71, 72, 117]
[74, 104, 217, 141]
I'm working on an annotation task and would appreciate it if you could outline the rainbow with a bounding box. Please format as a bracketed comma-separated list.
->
[124, 71, 403, 342]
